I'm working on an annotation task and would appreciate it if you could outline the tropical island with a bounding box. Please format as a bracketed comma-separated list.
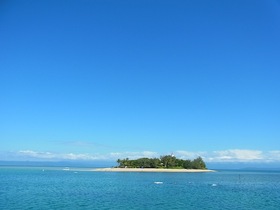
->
[95, 155, 214, 172]
[117, 155, 206, 169]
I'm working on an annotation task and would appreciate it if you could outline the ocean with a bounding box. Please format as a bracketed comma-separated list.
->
[1, 167, 279, 210]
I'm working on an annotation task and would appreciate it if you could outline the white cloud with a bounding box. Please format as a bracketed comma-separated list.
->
[17, 150, 159, 161]
[209, 149, 264, 162]
[19, 150, 57, 159]
[175, 151, 206, 159]
[170, 149, 280, 163]
[266, 151, 280, 162]
[109, 151, 159, 160]
[3, 149, 280, 163]
[18, 150, 104, 161]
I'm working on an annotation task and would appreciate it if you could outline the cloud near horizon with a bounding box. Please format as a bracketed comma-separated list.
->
[0, 149, 277, 163]
[12, 150, 160, 162]
[209, 149, 264, 162]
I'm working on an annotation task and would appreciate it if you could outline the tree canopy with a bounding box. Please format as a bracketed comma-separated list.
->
[116, 155, 207, 169]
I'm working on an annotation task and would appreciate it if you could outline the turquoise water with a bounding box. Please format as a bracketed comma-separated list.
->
[1, 167, 280, 209]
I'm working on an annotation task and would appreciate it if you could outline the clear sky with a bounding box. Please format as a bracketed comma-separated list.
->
[1, 0, 280, 165]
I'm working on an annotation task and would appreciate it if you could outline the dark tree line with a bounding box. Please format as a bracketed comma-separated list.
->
[116, 155, 206, 169]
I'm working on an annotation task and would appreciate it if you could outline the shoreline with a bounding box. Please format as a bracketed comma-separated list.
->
[94, 168, 215, 173]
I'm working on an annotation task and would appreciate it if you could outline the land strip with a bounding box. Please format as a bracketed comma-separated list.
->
[94, 168, 215, 172]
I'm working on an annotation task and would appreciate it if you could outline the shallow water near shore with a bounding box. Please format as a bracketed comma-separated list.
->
[1, 167, 280, 210]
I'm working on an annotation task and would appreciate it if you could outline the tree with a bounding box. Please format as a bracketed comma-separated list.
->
[150, 158, 161, 168]
[192, 156, 206, 169]
[116, 155, 207, 169]
[160, 155, 177, 168]
[175, 158, 185, 168]
[183, 159, 192, 169]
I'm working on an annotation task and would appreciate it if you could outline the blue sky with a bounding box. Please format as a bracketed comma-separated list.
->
[1, 0, 280, 165]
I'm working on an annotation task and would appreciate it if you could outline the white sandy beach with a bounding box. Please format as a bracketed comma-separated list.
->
[94, 168, 215, 173]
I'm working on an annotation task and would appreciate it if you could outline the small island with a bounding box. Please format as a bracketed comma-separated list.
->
[95, 155, 214, 172]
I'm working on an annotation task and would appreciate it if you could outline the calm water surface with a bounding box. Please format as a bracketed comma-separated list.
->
[0, 167, 280, 209]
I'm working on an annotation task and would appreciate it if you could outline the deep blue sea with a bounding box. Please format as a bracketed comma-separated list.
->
[1, 167, 280, 210]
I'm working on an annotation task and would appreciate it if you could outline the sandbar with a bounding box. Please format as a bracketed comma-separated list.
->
[94, 168, 215, 173]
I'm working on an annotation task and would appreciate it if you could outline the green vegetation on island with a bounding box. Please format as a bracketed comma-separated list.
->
[116, 155, 207, 169]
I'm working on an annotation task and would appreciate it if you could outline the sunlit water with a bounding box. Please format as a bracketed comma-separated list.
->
[1, 167, 280, 209]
